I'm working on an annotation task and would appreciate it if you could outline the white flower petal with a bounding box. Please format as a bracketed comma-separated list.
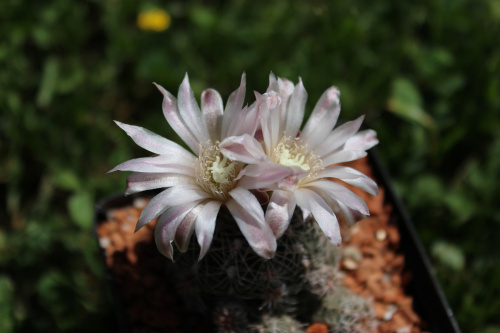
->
[222, 73, 246, 138]
[303, 180, 369, 215]
[331, 197, 368, 225]
[135, 185, 209, 231]
[321, 150, 367, 166]
[114, 121, 194, 158]
[236, 163, 304, 190]
[265, 190, 297, 238]
[201, 88, 224, 142]
[294, 188, 312, 220]
[109, 156, 195, 174]
[154, 83, 200, 154]
[302, 188, 342, 246]
[195, 200, 223, 260]
[177, 74, 211, 146]
[284, 78, 307, 138]
[314, 115, 365, 157]
[233, 105, 261, 137]
[344, 129, 379, 151]
[154, 201, 202, 260]
[227, 188, 277, 259]
[266, 72, 279, 93]
[136, 188, 172, 231]
[317, 166, 379, 195]
[174, 202, 205, 253]
[277, 77, 295, 126]
[219, 134, 267, 164]
[260, 91, 282, 153]
[300, 87, 341, 149]
[125, 173, 197, 196]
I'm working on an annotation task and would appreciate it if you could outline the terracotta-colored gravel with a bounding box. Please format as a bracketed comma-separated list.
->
[337, 158, 429, 333]
[96, 157, 429, 332]
[306, 322, 329, 333]
[97, 200, 210, 332]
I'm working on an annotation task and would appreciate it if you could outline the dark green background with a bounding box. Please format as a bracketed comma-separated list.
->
[1, 0, 499, 332]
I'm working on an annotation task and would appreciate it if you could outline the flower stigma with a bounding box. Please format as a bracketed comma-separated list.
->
[279, 149, 310, 171]
[273, 136, 323, 183]
[210, 155, 235, 184]
[196, 143, 243, 201]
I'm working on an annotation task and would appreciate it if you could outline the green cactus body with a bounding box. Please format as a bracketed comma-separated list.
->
[252, 314, 306, 333]
[172, 208, 374, 332]
[313, 286, 377, 333]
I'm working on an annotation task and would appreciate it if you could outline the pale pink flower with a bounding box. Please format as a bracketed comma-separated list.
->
[220, 74, 379, 245]
[109, 74, 296, 260]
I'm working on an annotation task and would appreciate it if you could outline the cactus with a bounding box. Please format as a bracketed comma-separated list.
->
[170, 207, 376, 332]
[174, 209, 317, 315]
[212, 299, 252, 333]
[252, 314, 306, 333]
[313, 285, 377, 333]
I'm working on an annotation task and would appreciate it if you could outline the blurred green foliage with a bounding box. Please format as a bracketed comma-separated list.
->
[1, 0, 499, 331]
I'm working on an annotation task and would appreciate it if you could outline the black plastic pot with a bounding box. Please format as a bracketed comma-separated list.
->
[94, 149, 461, 333]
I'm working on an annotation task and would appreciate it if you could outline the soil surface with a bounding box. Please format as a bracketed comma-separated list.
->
[96, 157, 429, 333]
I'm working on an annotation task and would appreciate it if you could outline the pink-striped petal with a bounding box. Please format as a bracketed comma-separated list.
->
[222, 73, 246, 138]
[277, 77, 294, 125]
[154, 83, 200, 154]
[317, 166, 379, 195]
[321, 150, 367, 166]
[174, 202, 205, 253]
[236, 163, 304, 190]
[201, 88, 223, 142]
[114, 121, 195, 158]
[284, 78, 307, 138]
[303, 180, 369, 215]
[227, 188, 277, 259]
[125, 173, 197, 195]
[265, 190, 297, 238]
[294, 189, 312, 221]
[314, 115, 365, 157]
[233, 104, 262, 137]
[331, 197, 368, 225]
[195, 200, 223, 260]
[343, 129, 379, 151]
[300, 188, 342, 245]
[300, 87, 341, 149]
[219, 134, 267, 164]
[261, 95, 283, 154]
[266, 72, 279, 93]
[109, 156, 195, 174]
[154, 201, 202, 260]
[135, 185, 209, 231]
[177, 74, 211, 145]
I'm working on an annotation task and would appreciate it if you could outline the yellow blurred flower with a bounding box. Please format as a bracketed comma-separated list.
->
[137, 9, 171, 32]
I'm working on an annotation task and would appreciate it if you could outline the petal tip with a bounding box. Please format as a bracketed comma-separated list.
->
[153, 82, 166, 94]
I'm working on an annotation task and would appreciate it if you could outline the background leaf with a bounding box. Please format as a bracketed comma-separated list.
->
[68, 191, 93, 230]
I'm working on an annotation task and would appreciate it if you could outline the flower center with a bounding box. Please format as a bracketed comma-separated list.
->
[209, 155, 235, 184]
[273, 136, 323, 183]
[196, 143, 243, 201]
[279, 149, 310, 171]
